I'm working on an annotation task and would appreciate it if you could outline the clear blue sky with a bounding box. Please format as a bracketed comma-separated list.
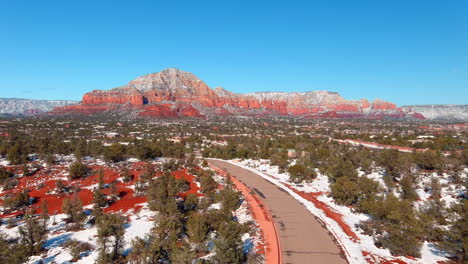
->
[1, 0, 467, 105]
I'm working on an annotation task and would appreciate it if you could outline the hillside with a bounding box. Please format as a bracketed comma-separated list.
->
[0, 98, 77, 116]
[50, 68, 424, 120]
[402, 105, 468, 121]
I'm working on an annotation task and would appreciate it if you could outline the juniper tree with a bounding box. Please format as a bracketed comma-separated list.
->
[153, 213, 183, 257]
[7, 143, 28, 165]
[62, 194, 85, 224]
[170, 241, 196, 264]
[217, 185, 240, 213]
[19, 213, 47, 255]
[0, 233, 29, 264]
[330, 176, 360, 206]
[121, 167, 133, 182]
[97, 213, 126, 262]
[270, 152, 289, 171]
[148, 171, 182, 215]
[183, 193, 199, 212]
[22, 164, 30, 177]
[437, 200, 467, 263]
[98, 168, 105, 189]
[55, 179, 67, 193]
[355, 176, 380, 213]
[109, 182, 119, 200]
[327, 157, 358, 183]
[2, 189, 30, 210]
[399, 175, 419, 202]
[372, 195, 423, 258]
[140, 164, 155, 183]
[69, 162, 88, 180]
[200, 171, 217, 198]
[127, 237, 152, 264]
[213, 221, 245, 264]
[103, 143, 126, 163]
[0, 167, 13, 183]
[40, 200, 49, 230]
[93, 189, 108, 209]
[186, 212, 208, 248]
[287, 163, 317, 183]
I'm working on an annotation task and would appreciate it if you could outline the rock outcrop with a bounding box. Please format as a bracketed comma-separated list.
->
[50, 68, 424, 120]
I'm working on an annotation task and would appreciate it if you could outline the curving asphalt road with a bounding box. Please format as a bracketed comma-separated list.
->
[208, 159, 347, 264]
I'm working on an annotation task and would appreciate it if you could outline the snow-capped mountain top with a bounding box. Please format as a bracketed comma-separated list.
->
[242, 91, 344, 104]
[0, 98, 77, 115]
[402, 105, 468, 121]
[125, 68, 213, 96]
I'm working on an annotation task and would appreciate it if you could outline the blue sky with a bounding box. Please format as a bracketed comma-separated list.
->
[1, 0, 467, 105]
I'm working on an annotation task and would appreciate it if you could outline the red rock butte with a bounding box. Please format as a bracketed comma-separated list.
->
[50, 68, 424, 119]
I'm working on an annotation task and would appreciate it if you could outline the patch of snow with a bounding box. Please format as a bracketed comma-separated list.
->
[228, 158, 450, 264]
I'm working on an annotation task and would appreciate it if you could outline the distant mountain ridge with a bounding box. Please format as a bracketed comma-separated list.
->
[0, 98, 77, 116]
[402, 105, 468, 121]
[49, 68, 424, 119]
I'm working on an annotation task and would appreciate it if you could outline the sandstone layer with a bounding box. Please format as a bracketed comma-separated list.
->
[50, 68, 424, 120]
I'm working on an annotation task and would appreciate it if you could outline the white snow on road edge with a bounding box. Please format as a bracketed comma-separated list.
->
[208, 158, 445, 264]
[209, 158, 362, 264]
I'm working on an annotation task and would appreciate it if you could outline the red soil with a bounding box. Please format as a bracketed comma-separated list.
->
[173, 169, 202, 198]
[0, 162, 202, 217]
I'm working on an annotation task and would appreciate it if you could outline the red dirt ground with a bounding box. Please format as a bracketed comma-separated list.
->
[0, 162, 202, 217]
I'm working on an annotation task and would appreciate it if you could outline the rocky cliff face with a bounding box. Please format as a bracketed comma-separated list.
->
[50, 68, 423, 119]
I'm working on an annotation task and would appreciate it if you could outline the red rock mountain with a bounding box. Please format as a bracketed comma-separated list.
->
[50, 68, 424, 119]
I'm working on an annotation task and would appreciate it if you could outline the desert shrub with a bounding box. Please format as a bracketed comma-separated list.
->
[103, 143, 126, 163]
[216, 185, 241, 213]
[2, 190, 30, 210]
[63, 239, 93, 261]
[7, 144, 28, 165]
[68, 162, 89, 180]
[186, 212, 208, 245]
[200, 171, 217, 198]
[19, 213, 47, 255]
[55, 180, 68, 193]
[413, 150, 444, 171]
[287, 163, 316, 183]
[62, 194, 85, 224]
[368, 195, 423, 257]
[2, 178, 18, 190]
[437, 200, 468, 262]
[0, 167, 13, 182]
[213, 221, 246, 264]
[121, 168, 133, 182]
[327, 158, 358, 182]
[96, 213, 126, 262]
[0, 233, 29, 264]
[330, 176, 360, 206]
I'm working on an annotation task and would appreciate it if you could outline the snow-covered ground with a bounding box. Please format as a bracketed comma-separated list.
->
[0, 157, 264, 263]
[0, 205, 155, 264]
[229, 158, 458, 264]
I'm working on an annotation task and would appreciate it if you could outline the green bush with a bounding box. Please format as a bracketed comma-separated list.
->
[69, 162, 89, 180]
[287, 163, 316, 183]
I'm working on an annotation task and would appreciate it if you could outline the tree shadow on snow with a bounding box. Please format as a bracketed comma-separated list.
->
[44, 233, 72, 249]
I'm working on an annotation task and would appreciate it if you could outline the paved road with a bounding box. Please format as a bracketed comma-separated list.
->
[209, 159, 347, 264]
